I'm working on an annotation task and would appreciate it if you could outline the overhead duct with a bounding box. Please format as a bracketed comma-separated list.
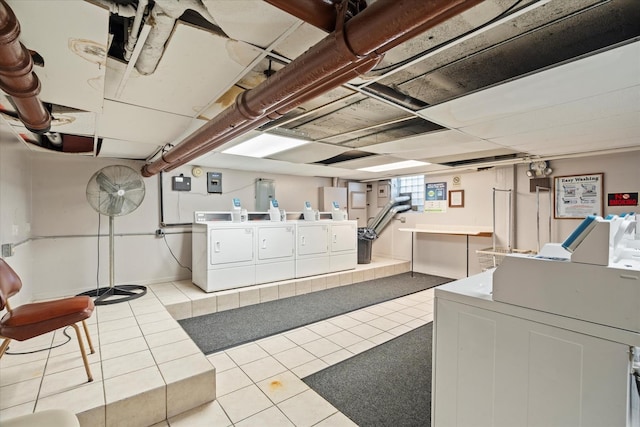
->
[141, 0, 485, 177]
[0, 0, 51, 134]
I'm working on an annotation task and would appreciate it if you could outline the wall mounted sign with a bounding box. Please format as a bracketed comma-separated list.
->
[448, 189, 464, 207]
[425, 182, 447, 213]
[607, 192, 638, 207]
[554, 173, 603, 219]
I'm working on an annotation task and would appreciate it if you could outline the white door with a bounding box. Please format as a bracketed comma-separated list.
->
[297, 224, 329, 256]
[330, 223, 356, 253]
[210, 227, 254, 265]
[257, 225, 295, 261]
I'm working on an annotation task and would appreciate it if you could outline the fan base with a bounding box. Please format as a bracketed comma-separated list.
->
[78, 285, 147, 306]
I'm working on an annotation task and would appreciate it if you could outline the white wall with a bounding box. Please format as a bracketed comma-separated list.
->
[373, 151, 639, 279]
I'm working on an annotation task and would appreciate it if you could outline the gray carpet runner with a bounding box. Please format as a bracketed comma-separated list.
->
[179, 272, 448, 354]
[303, 323, 433, 427]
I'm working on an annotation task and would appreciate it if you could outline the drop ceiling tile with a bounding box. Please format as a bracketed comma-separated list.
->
[99, 139, 160, 159]
[363, 130, 482, 154]
[418, 41, 640, 129]
[97, 100, 194, 144]
[104, 23, 264, 117]
[8, 0, 109, 113]
[268, 143, 350, 163]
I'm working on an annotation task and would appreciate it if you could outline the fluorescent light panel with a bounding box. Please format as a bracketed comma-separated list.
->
[222, 133, 310, 158]
[358, 160, 430, 172]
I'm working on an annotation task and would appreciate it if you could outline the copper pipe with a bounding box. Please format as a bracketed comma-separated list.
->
[164, 56, 381, 171]
[0, 0, 51, 133]
[142, 0, 484, 177]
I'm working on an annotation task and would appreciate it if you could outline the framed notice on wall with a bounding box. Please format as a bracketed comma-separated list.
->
[554, 173, 604, 219]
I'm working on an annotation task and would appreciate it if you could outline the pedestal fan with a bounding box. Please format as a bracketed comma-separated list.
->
[79, 165, 147, 305]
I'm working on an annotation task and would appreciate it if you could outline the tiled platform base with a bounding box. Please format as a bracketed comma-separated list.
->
[0, 258, 409, 426]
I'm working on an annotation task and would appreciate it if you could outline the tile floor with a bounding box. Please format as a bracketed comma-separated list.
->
[0, 258, 437, 426]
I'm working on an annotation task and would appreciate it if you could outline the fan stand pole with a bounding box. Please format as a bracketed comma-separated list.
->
[78, 216, 147, 305]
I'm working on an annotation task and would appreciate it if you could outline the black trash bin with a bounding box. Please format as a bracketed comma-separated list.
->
[357, 228, 377, 264]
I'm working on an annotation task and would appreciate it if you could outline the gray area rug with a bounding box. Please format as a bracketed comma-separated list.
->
[303, 323, 433, 427]
[179, 273, 448, 355]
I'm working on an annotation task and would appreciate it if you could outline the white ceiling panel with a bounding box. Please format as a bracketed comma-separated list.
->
[268, 142, 351, 163]
[97, 100, 194, 144]
[461, 86, 640, 140]
[104, 23, 263, 117]
[99, 139, 160, 159]
[418, 41, 640, 129]
[8, 0, 109, 113]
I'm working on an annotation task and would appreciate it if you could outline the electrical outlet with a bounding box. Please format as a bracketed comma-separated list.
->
[2, 243, 14, 257]
[155, 229, 165, 237]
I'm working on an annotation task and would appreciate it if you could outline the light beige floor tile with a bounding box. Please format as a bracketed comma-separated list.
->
[384, 311, 415, 324]
[192, 296, 217, 317]
[165, 302, 192, 320]
[367, 316, 401, 331]
[346, 339, 376, 355]
[310, 277, 327, 292]
[138, 318, 181, 336]
[278, 389, 337, 427]
[98, 324, 143, 345]
[135, 310, 175, 325]
[100, 336, 149, 361]
[98, 316, 139, 334]
[406, 318, 428, 328]
[158, 353, 213, 383]
[388, 324, 413, 336]
[259, 285, 279, 302]
[301, 338, 342, 358]
[256, 370, 309, 404]
[315, 412, 359, 426]
[348, 323, 384, 339]
[239, 288, 260, 307]
[0, 359, 46, 386]
[240, 356, 287, 383]
[206, 352, 237, 373]
[144, 327, 190, 349]
[168, 400, 231, 427]
[101, 350, 155, 379]
[321, 349, 353, 366]
[256, 335, 298, 355]
[296, 279, 312, 295]
[339, 272, 353, 286]
[351, 269, 365, 284]
[104, 366, 164, 404]
[363, 304, 395, 317]
[35, 380, 105, 415]
[150, 338, 201, 364]
[216, 384, 273, 424]
[226, 343, 269, 366]
[291, 358, 330, 378]
[0, 401, 36, 422]
[105, 385, 165, 427]
[328, 315, 361, 330]
[0, 378, 41, 410]
[236, 405, 295, 427]
[284, 327, 322, 345]
[272, 347, 316, 370]
[166, 366, 215, 418]
[347, 309, 378, 323]
[325, 274, 340, 288]
[39, 363, 101, 398]
[278, 282, 296, 299]
[306, 321, 343, 337]
[368, 331, 397, 345]
[215, 366, 253, 396]
[325, 330, 363, 348]
[0, 344, 48, 368]
[216, 292, 240, 311]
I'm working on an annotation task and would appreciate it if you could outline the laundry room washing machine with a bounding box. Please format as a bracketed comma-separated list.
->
[192, 219, 256, 292]
[255, 222, 295, 284]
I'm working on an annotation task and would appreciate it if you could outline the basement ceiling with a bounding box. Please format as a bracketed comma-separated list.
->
[0, 0, 639, 180]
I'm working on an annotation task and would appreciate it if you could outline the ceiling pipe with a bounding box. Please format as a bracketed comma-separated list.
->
[0, 0, 51, 134]
[142, 0, 485, 177]
[263, 0, 368, 33]
[163, 56, 381, 171]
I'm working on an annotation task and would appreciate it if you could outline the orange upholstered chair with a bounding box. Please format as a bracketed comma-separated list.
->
[0, 258, 95, 382]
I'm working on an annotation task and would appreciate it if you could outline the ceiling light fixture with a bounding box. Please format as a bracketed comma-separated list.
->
[358, 160, 430, 173]
[526, 160, 553, 177]
[222, 133, 311, 158]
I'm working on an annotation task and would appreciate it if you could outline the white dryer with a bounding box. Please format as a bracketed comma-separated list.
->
[255, 222, 295, 284]
[328, 221, 357, 272]
[295, 221, 330, 278]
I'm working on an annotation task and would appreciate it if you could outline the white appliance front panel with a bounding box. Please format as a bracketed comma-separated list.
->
[257, 225, 295, 261]
[297, 224, 330, 256]
[330, 223, 357, 253]
[209, 227, 254, 265]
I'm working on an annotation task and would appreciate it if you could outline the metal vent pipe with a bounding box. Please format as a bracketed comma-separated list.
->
[0, 0, 51, 134]
[141, 0, 484, 177]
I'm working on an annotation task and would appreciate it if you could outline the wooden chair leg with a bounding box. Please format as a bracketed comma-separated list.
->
[0, 338, 11, 358]
[70, 324, 93, 382]
[81, 320, 95, 354]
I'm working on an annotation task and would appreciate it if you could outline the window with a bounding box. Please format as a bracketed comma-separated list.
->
[391, 175, 425, 211]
